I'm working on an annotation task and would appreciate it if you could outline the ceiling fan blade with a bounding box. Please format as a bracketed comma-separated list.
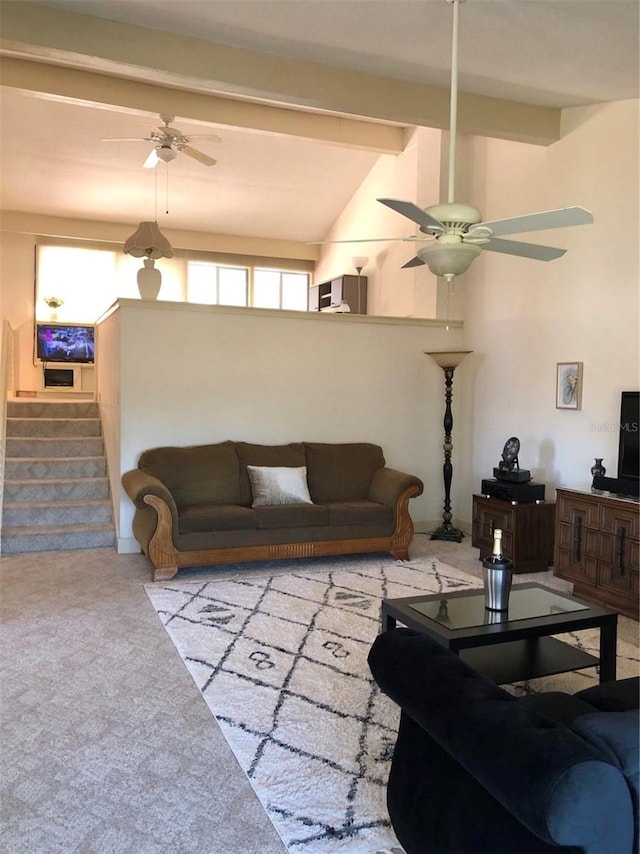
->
[143, 150, 159, 169]
[402, 256, 426, 269]
[306, 235, 432, 246]
[474, 206, 593, 237]
[484, 237, 567, 261]
[184, 133, 222, 142]
[377, 198, 445, 233]
[181, 146, 217, 166]
[102, 137, 150, 143]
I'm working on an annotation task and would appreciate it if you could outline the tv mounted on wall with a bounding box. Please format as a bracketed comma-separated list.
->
[35, 323, 95, 364]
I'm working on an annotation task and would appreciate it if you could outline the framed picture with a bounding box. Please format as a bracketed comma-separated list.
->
[556, 362, 583, 410]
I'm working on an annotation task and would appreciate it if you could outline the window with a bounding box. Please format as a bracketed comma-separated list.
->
[253, 269, 309, 311]
[188, 263, 309, 310]
[36, 245, 119, 323]
[36, 241, 312, 322]
[187, 262, 248, 306]
[36, 243, 184, 323]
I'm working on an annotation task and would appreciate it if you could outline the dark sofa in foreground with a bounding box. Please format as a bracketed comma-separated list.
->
[369, 628, 639, 854]
[122, 441, 423, 581]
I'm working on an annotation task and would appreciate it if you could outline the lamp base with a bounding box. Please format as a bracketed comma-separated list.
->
[430, 525, 466, 543]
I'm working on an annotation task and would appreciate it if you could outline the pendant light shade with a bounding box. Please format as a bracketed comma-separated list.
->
[123, 221, 174, 260]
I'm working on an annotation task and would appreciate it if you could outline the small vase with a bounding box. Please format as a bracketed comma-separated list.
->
[590, 458, 606, 479]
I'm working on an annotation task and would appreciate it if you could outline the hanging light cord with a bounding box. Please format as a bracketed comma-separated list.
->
[154, 165, 158, 222]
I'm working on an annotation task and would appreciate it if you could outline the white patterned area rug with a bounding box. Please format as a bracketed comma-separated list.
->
[145, 555, 638, 854]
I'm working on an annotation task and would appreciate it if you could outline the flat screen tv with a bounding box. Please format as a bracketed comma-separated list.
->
[617, 391, 639, 484]
[36, 323, 95, 364]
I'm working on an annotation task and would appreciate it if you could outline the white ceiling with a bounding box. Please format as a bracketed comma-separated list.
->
[1, 0, 638, 244]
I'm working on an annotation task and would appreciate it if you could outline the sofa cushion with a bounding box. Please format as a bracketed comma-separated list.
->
[572, 710, 639, 851]
[515, 691, 601, 725]
[255, 503, 329, 530]
[322, 500, 393, 527]
[304, 443, 385, 502]
[178, 503, 257, 534]
[138, 441, 240, 507]
[247, 465, 313, 507]
[237, 442, 306, 505]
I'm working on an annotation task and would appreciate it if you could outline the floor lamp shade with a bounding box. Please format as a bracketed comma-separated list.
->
[425, 350, 472, 542]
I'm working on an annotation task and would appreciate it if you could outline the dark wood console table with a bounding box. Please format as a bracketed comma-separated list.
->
[472, 494, 555, 573]
[554, 487, 639, 620]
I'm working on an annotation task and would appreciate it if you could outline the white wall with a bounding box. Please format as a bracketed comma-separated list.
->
[314, 127, 443, 319]
[0, 233, 36, 391]
[95, 306, 122, 528]
[455, 99, 639, 522]
[111, 299, 463, 551]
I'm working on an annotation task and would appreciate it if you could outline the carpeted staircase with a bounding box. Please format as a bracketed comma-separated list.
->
[1, 399, 116, 553]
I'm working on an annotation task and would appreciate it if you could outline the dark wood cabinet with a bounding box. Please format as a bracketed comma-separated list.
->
[554, 488, 639, 620]
[308, 274, 367, 314]
[472, 494, 555, 573]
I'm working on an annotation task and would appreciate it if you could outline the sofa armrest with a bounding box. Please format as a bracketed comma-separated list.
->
[121, 469, 179, 540]
[368, 467, 423, 508]
[369, 628, 634, 853]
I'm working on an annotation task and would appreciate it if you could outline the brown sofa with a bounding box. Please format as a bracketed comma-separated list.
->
[122, 441, 424, 581]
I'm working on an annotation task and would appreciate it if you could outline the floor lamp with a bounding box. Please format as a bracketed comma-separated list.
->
[352, 256, 368, 315]
[425, 350, 472, 542]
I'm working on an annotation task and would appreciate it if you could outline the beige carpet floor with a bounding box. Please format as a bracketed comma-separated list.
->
[1, 536, 638, 853]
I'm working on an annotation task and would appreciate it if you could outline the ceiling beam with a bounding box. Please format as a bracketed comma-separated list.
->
[0, 58, 405, 154]
[0, 1, 561, 146]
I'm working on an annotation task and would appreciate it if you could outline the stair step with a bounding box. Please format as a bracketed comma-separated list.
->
[2, 499, 113, 527]
[0, 524, 116, 553]
[6, 401, 99, 418]
[5, 437, 104, 458]
[3, 477, 109, 503]
[3, 456, 107, 480]
[2, 399, 116, 555]
[6, 417, 102, 438]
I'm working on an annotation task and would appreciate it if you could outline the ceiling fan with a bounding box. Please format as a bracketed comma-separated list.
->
[103, 114, 220, 169]
[316, 0, 593, 282]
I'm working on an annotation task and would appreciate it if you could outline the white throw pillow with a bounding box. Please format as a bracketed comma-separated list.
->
[247, 465, 313, 507]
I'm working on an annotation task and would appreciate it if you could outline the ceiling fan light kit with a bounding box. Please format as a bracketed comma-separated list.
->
[417, 241, 481, 279]
[155, 145, 177, 164]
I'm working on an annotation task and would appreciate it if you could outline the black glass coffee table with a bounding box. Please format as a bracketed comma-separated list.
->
[381, 583, 618, 684]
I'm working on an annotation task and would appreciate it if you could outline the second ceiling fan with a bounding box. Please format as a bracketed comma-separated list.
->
[103, 114, 221, 169]
[319, 0, 593, 281]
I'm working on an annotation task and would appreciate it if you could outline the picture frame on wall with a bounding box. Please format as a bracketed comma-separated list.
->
[556, 362, 583, 410]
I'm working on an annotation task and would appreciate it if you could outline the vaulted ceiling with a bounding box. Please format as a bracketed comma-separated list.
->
[1, 1, 638, 246]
